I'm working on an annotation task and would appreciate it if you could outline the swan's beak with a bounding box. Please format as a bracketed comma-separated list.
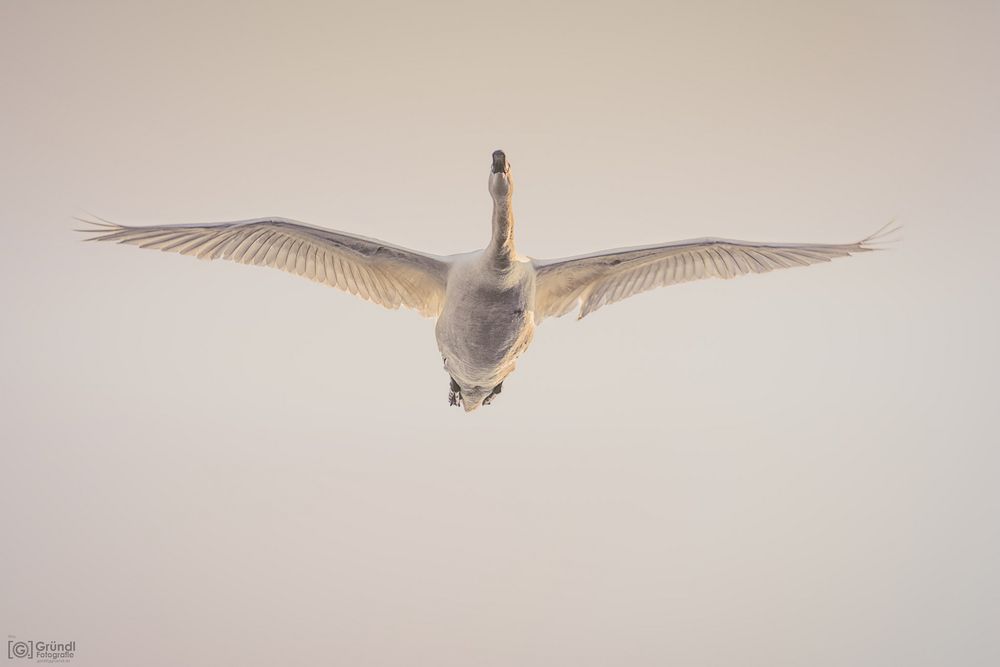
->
[491, 150, 508, 174]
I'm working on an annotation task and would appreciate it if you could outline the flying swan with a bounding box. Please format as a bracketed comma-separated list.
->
[81, 150, 896, 411]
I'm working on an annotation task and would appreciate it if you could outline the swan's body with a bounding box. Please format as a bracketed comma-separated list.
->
[82, 150, 894, 412]
[436, 252, 536, 409]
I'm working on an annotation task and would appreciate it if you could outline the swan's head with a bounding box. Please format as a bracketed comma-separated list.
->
[488, 149, 513, 201]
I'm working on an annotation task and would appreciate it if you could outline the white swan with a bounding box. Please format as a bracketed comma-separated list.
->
[81, 150, 895, 412]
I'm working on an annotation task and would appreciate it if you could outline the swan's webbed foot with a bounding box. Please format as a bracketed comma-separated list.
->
[482, 382, 503, 406]
[448, 377, 462, 407]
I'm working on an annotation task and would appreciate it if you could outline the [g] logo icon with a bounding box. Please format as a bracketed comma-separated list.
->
[7, 641, 33, 660]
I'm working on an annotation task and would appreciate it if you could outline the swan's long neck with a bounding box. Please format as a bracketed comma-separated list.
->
[488, 196, 516, 263]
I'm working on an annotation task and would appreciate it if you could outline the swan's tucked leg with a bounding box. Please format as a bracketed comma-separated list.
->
[448, 377, 462, 407]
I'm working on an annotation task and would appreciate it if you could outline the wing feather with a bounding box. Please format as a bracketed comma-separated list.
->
[80, 216, 449, 316]
[532, 224, 897, 320]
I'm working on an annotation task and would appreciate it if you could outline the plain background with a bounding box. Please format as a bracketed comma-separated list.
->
[2, 1, 998, 665]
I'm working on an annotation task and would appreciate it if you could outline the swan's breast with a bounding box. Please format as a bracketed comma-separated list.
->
[435, 256, 536, 384]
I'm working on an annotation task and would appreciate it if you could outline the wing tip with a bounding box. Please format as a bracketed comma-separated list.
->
[73, 214, 127, 240]
[860, 220, 903, 249]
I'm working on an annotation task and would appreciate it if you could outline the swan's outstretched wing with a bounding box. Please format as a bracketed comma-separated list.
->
[80, 217, 449, 317]
[532, 224, 897, 320]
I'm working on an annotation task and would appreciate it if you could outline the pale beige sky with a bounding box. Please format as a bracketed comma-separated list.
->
[1, 1, 998, 665]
